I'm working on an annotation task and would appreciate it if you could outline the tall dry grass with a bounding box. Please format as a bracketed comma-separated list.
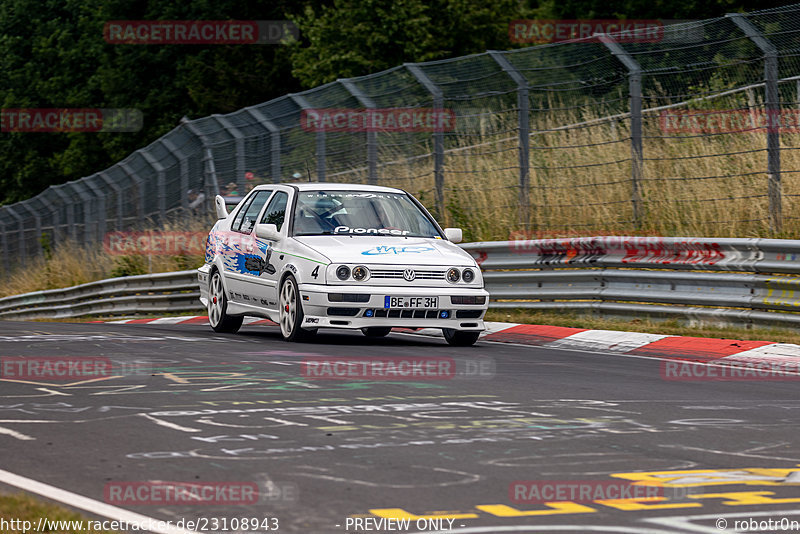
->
[0, 220, 208, 298]
[333, 96, 800, 241]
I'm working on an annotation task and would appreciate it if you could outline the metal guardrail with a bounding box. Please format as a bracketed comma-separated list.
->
[3, 236, 800, 328]
[0, 270, 201, 320]
[462, 236, 800, 328]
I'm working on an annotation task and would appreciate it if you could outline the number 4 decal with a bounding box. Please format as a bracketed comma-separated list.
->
[311, 266, 319, 279]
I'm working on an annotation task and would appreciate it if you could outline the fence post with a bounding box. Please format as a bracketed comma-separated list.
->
[405, 63, 445, 218]
[728, 13, 782, 233]
[18, 200, 42, 258]
[340, 78, 378, 184]
[98, 171, 124, 230]
[181, 118, 221, 205]
[160, 138, 191, 213]
[84, 176, 107, 243]
[0, 214, 8, 275]
[139, 150, 167, 224]
[213, 116, 248, 193]
[244, 107, 282, 183]
[597, 33, 644, 228]
[50, 185, 76, 242]
[5, 206, 25, 266]
[290, 94, 325, 181]
[489, 51, 530, 225]
[119, 162, 146, 226]
[68, 181, 95, 247]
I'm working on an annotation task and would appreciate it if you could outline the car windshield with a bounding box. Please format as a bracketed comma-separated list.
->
[292, 190, 441, 238]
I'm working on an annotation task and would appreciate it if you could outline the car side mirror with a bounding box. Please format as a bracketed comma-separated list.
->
[256, 223, 281, 241]
[214, 195, 229, 219]
[444, 228, 463, 243]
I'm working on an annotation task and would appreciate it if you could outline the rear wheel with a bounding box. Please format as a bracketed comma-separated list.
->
[443, 328, 480, 347]
[361, 327, 392, 338]
[279, 275, 315, 341]
[208, 271, 243, 334]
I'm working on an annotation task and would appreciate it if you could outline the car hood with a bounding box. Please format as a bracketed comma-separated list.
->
[294, 236, 475, 266]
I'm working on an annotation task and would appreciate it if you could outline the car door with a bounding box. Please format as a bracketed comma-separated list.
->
[225, 189, 272, 305]
[250, 190, 290, 310]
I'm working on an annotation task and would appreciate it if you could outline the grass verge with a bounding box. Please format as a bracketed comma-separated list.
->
[0, 493, 118, 533]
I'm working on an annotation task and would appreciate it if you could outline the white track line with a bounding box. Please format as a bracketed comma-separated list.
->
[0, 426, 35, 441]
[0, 468, 200, 534]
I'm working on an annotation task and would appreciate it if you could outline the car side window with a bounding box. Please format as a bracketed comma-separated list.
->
[234, 190, 272, 233]
[260, 191, 288, 231]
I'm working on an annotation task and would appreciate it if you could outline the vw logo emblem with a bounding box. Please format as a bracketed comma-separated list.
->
[403, 268, 416, 281]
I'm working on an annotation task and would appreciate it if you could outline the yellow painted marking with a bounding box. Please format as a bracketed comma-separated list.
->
[369, 508, 478, 520]
[689, 491, 800, 506]
[596, 496, 702, 511]
[611, 466, 800, 487]
[476, 503, 596, 517]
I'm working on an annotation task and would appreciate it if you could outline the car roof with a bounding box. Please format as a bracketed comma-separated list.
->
[253, 182, 406, 194]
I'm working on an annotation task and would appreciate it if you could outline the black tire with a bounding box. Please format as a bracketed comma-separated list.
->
[443, 328, 480, 347]
[361, 327, 392, 338]
[279, 275, 316, 342]
[208, 270, 243, 334]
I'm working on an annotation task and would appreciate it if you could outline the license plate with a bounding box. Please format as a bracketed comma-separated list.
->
[384, 296, 439, 309]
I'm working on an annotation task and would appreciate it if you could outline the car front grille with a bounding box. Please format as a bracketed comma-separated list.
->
[370, 269, 445, 280]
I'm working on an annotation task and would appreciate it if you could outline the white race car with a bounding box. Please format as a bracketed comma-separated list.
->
[198, 183, 489, 346]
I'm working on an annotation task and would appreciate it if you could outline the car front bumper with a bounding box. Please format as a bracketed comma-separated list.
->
[297, 283, 489, 331]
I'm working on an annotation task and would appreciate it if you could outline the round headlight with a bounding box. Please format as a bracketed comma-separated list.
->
[352, 265, 369, 281]
[446, 267, 460, 283]
[462, 268, 475, 283]
[336, 265, 351, 280]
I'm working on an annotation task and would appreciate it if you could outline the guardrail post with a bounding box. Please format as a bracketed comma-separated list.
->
[406, 63, 445, 218]
[596, 33, 644, 228]
[139, 150, 167, 224]
[290, 94, 325, 181]
[340, 78, 378, 184]
[213, 115, 248, 194]
[489, 51, 530, 225]
[5, 206, 25, 266]
[728, 13, 782, 233]
[244, 107, 282, 183]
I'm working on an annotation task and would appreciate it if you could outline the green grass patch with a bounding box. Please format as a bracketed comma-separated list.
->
[0, 493, 119, 533]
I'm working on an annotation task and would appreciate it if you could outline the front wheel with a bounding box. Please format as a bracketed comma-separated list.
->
[443, 329, 480, 347]
[279, 275, 315, 342]
[361, 327, 392, 338]
[208, 271, 243, 334]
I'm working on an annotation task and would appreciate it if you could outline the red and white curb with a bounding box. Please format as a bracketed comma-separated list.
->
[101, 316, 800, 370]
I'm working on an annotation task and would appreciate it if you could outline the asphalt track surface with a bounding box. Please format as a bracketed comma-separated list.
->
[1, 320, 800, 534]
